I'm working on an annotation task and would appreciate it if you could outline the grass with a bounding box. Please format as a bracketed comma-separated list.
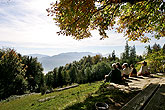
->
[65, 82, 139, 110]
[0, 81, 139, 110]
[0, 82, 101, 110]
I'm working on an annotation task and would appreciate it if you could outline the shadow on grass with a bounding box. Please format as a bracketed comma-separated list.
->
[65, 83, 140, 110]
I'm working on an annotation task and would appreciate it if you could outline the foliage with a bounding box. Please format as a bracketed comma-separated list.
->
[47, 0, 164, 42]
[92, 61, 111, 81]
[45, 53, 113, 89]
[130, 45, 136, 64]
[40, 85, 47, 95]
[0, 48, 44, 100]
[144, 43, 165, 73]
[0, 49, 27, 99]
[57, 66, 65, 87]
[44, 42, 145, 89]
[45, 71, 54, 88]
[145, 45, 152, 56]
[162, 44, 165, 54]
[68, 65, 78, 84]
[152, 43, 161, 52]
[92, 54, 102, 64]
[84, 67, 92, 83]
[112, 50, 116, 61]
[21, 56, 44, 92]
[147, 49, 165, 73]
[120, 41, 138, 65]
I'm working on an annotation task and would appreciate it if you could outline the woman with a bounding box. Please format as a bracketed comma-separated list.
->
[105, 63, 122, 83]
[138, 61, 149, 76]
[122, 63, 130, 78]
[129, 64, 137, 77]
[116, 62, 123, 70]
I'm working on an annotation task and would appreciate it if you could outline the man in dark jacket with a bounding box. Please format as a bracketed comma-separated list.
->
[105, 63, 122, 83]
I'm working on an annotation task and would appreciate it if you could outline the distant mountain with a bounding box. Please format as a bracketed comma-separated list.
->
[103, 53, 111, 57]
[29, 52, 98, 73]
[28, 54, 49, 59]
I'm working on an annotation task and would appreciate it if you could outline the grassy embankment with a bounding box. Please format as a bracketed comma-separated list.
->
[0, 81, 138, 110]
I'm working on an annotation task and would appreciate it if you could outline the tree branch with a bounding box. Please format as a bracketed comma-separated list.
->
[95, 0, 148, 4]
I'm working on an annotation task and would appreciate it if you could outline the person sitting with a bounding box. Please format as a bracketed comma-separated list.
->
[116, 62, 123, 71]
[129, 64, 137, 77]
[122, 63, 130, 79]
[105, 63, 122, 84]
[138, 61, 150, 76]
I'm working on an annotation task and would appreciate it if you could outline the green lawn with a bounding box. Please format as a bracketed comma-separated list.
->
[0, 81, 138, 110]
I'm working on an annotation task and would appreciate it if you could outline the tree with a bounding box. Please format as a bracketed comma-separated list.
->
[57, 66, 64, 87]
[147, 49, 165, 73]
[129, 45, 136, 65]
[152, 43, 161, 52]
[68, 65, 77, 84]
[62, 70, 70, 85]
[92, 54, 102, 64]
[107, 54, 113, 62]
[77, 67, 86, 84]
[145, 45, 152, 56]
[163, 44, 165, 53]
[120, 41, 138, 64]
[92, 61, 111, 81]
[136, 55, 144, 62]
[45, 71, 54, 88]
[84, 55, 93, 65]
[22, 56, 44, 92]
[47, 0, 164, 42]
[84, 67, 92, 83]
[112, 50, 116, 61]
[0, 49, 27, 99]
[52, 68, 58, 88]
[121, 41, 130, 63]
[125, 41, 130, 60]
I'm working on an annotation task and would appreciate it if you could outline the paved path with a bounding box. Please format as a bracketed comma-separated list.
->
[110, 74, 165, 93]
[108, 74, 165, 110]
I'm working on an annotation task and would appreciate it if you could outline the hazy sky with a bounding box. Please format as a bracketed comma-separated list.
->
[0, 0, 164, 56]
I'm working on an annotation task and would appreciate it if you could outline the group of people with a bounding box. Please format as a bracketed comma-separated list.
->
[105, 61, 150, 83]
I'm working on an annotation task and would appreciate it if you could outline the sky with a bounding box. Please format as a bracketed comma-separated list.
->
[0, 0, 165, 57]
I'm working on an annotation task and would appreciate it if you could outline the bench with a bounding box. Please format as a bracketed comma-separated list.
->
[143, 84, 165, 110]
[120, 83, 165, 110]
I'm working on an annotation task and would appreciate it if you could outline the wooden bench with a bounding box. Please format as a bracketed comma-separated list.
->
[143, 84, 165, 110]
[120, 83, 162, 110]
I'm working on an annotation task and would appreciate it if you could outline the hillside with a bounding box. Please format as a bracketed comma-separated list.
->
[0, 81, 138, 110]
[1, 75, 164, 110]
[33, 52, 98, 73]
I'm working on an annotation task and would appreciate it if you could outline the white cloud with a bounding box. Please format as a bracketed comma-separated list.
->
[0, 0, 126, 47]
[0, 0, 164, 55]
